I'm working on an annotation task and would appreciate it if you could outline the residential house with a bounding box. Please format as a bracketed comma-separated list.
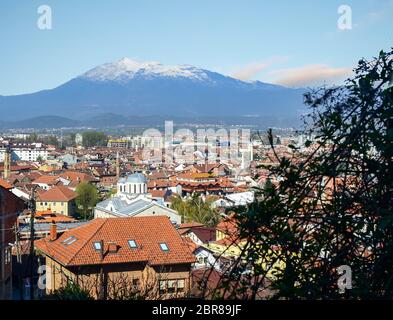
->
[183, 238, 222, 271]
[213, 191, 254, 208]
[36, 186, 77, 216]
[35, 216, 196, 299]
[59, 154, 80, 167]
[178, 223, 216, 245]
[92, 167, 117, 188]
[32, 175, 61, 190]
[58, 171, 98, 190]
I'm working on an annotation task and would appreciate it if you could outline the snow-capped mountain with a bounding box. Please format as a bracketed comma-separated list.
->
[82, 58, 210, 82]
[0, 58, 307, 126]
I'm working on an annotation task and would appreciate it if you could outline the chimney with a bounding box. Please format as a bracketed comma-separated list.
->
[108, 242, 118, 254]
[49, 221, 57, 241]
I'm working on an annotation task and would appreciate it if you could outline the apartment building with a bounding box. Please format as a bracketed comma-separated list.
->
[0, 143, 48, 162]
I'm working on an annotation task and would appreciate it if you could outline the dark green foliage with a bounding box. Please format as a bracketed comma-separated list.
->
[171, 194, 220, 227]
[46, 281, 93, 300]
[75, 182, 99, 220]
[214, 49, 393, 299]
[82, 131, 108, 147]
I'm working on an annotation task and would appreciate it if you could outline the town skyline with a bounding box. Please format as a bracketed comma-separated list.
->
[0, 0, 392, 308]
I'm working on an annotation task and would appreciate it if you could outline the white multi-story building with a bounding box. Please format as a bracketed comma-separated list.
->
[0, 143, 48, 162]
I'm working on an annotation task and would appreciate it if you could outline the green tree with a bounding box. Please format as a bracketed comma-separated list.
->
[171, 194, 220, 227]
[44, 135, 59, 147]
[212, 49, 393, 299]
[75, 182, 99, 220]
[27, 133, 38, 143]
[69, 133, 77, 146]
[82, 131, 108, 147]
[46, 281, 93, 300]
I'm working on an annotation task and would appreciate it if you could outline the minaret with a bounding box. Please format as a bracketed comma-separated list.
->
[116, 151, 120, 180]
[204, 147, 209, 173]
[3, 146, 11, 179]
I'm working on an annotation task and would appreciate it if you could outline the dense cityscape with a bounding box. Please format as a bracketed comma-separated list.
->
[0, 2, 392, 317]
[0, 126, 313, 299]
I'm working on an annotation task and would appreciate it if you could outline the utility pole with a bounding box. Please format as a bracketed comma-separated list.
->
[28, 186, 37, 300]
[116, 151, 120, 180]
[14, 223, 23, 300]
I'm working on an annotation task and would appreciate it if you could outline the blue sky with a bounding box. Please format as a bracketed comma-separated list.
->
[0, 0, 392, 95]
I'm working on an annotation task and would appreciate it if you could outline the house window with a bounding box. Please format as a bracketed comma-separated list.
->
[159, 280, 167, 295]
[93, 242, 102, 250]
[132, 278, 140, 290]
[159, 243, 169, 251]
[128, 240, 137, 248]
[177, 279, 185, 293]
[168, 280, 176, 294]
[198, 256, 208, 264]
[5, 247, 11, 265]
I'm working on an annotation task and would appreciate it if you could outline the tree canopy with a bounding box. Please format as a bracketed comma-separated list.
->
[82, 131, 108, 148]
[211, 49, 393, 299]
[171, 194, 221, 227]
[75, 182, 99, 220]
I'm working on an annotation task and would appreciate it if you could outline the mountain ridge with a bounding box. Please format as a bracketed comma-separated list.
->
[0, 58, 307, 124]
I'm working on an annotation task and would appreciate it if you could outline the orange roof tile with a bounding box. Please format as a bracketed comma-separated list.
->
[38, 186, 77, 202]
[0, 178, 13, 189]
[35, 216, 196, 267]
[59, 171, 97, 183]
[33, 175, 59, 185]
[34, 210, 77, 223]
[183, 237, 200, 253]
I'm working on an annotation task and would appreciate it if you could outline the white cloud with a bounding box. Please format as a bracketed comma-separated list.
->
[270, 64, 353, 88]
[230, 56, 288, 81]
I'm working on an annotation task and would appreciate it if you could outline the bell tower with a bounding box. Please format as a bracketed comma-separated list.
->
[3, 146, 11, 179]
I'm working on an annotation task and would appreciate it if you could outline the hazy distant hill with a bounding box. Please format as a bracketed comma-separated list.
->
[0, 116, 81, 129]
[0, 58, 307, 126]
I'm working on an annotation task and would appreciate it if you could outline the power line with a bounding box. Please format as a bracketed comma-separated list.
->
[28, 186, 37, 300]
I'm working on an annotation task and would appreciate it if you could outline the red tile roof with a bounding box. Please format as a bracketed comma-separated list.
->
[183, 237, 200, 253]
[59, 171, 97, 184]
[191, 227, 217, 243]
[179, 222, 205, 229]
[33, 175, 59, 185]
[35, 216, 196, 267]
[216, 216, 238, 235]
[34, 210, 77, 223]
[38, 186, 77, 202]
[0, 178, 13, 189]
[148, 189, 168, 198]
